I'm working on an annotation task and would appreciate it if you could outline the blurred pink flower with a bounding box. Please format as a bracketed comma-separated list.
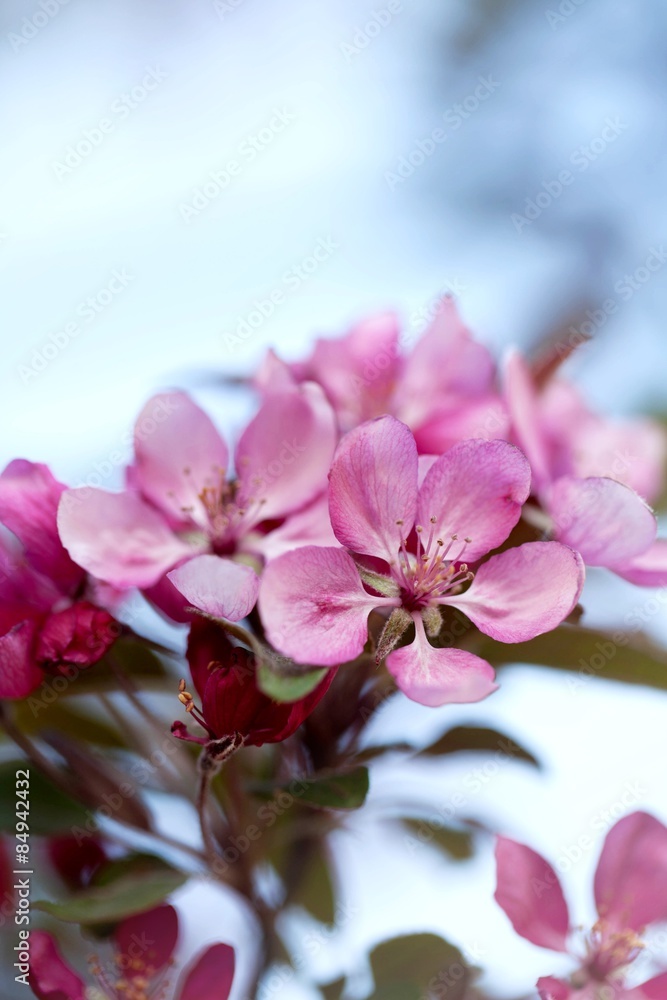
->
[495, 812, 667, 999]
[57, 385, 337, 621]
[29, 904, 235, 1000]
[259, 416, 584, 706]
[257, 297, 509, 453]
[505, 352, 667, 587]
[0, 460, 116, 699]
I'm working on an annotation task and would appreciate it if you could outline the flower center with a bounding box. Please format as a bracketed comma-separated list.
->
[394, 517, 474, 609]
[87, 948, 173, 1000]
[179, 467, 267, 552]
[581, 920, 645, 982]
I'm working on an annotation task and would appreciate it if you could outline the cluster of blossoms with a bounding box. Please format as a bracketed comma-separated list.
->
[19, 296, 659, 716]
[2, 297, 665, 996]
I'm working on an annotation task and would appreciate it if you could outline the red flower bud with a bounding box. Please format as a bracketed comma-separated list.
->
[36, 601, 117, 672]
[172, 619, 334, 747]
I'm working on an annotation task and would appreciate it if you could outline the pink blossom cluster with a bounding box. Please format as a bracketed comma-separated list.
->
[2, 298, 665, 713]
[2, 297, 666, 997]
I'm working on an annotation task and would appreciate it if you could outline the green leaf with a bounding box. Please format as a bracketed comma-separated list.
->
[0, 761, 89, 835]
[401, 819, 474, 860]
[294, 767, 369, 810]
[369, 933, 471, 1000]
[368, 987, 421, 1000]
[420, 725, 539, 767]
[251, 767, 370, 810]
[478, 624, 667, 692]
[320, 978, 346, 1000]
[34, 868, 187, 925]
[288, 844, 336, 924]
[92, 852, 177, 887]
[14, 701, 125, 748]
[257, 661, 329, 703]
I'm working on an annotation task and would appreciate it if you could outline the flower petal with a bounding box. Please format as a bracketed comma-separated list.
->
[28, 931, 87, 1000]
[413, 395, 509, 455]
[115, 904, 178, 979]
[58, 488, 195, 589]
[449, 541, 584, 642]
[308, 312, 401, 427]
[504, 350, 553, 493]
[495, 837, 570, 951]
[398, 297, 496, 428]
[386, 614, 498, 706]
[549, 476, 657, 568]
[635, 973, 667, 999]
[328, 415, 418, 562]
[134, 392, 229, 528]
[235, 382, 337, 525]
[0, 459, 83, 592]
[176, 942, 235, 1000]
[607, 538, 667, 588]
[36, 602, 116, 669]
[0, 619, 43, 700]
[259, 546, 391, 665]
[248, 492, 339, 562]
[417, 439, 531, 563]
[168, 555, 259, 621]
[537, 977, 572, 1000]
[594, 811, 667, 933]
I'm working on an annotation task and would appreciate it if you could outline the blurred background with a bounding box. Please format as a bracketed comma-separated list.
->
[1, 0, 667, 996]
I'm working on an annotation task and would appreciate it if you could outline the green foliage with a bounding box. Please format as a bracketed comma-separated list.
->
[252, 767, 370, 811]
[0, 761, 89, 835]
[34, 864, 186, 925]
[419, 725, 539, 767]
[480, 624, 667, 691]
[369, 933, 472, 1000]
[257, 661, 329, 702]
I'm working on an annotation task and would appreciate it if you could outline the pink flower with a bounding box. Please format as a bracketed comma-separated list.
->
[259, 416, 584, 706]
[505, 352, 667, 587]
[57, 384, 337, 622]
[29, 904, 235, 1000]
[495, 812, 667, 999]
[0, 460, 116, 700]
[257, 297, 509, 453]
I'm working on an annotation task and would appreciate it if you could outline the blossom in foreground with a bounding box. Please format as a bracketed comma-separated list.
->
[57, 384, 337, 621]
[495, 811, 667, 999]
[505, 351, 667, 587]
[0, 460, 116, 699]
[29, 904, 235, 1000]
[172, 618, 334, 747]
[259, 416, 584, 706]
[257, 297, 509, 452]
